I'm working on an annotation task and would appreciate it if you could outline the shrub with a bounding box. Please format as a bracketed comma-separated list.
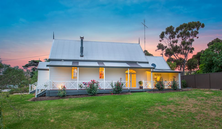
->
[86, 80, 100, 96]
[138, 81, 143, 85]
[171, 78, 178, 90]
[9, 87, 29, 94]
[156, 79, 164, 91]
[111, 81, 123, 94]
[182, 80, 187, 88]
[58, 85, 66, 97]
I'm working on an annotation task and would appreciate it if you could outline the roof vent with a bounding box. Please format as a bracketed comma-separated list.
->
[80, 36, 84, 57]
[151, 63, 156, 68]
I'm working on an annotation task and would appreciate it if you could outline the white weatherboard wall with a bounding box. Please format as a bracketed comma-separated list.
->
[38, 70, 49, 83]
[49, 67, 153, 86]
[50, 67, 72, 81]
[105, 68, 127, 81]
[134, 69, 150, 87]
[79, 68, 99, 81]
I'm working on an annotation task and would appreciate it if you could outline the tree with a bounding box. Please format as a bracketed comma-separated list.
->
[0, 66, 28, 88]
[207, 38, 222, 47]
[0, 58, 3, 69]
[44, 58, 50, 62]
[22, 60, 41, 77]
[144, 50, 153, 56]
[30, 71, 38, 84]
[156, 43, 166, 56]
[192, 50, 204, 65]
[156, 21, 205, 74]
[200, 42, 222, 73]
[167, 61, 176, 70]
[186, 58, 198, 73]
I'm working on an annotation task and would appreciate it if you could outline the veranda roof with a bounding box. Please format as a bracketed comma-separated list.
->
[145, 56, 171, 70]
[37, 62, 49, 70]
[47, 61, 154, 68]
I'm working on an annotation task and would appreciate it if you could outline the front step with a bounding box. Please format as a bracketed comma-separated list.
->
[29, 90, 36, 94]
[37, 90, 46, 97]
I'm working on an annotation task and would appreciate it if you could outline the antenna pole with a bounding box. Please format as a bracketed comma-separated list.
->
[144, 19, 145, 50]
[141, 19, 148, 51]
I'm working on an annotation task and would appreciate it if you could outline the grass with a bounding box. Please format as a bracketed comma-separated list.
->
[2, 89, 222, 129]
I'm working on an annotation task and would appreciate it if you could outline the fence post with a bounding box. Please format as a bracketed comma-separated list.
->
[178, 73, 181, 89]
[29, 84, 31, 93]
[209, 73, 211, 89]
[104, 68, 105, 90]
[151, 70, 153, 89]
[143, 80, 144, 89]
[35, 89, 37, 98]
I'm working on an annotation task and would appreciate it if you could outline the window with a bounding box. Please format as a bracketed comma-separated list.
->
[99, 67, 104, 79]
[72, 67, 77, 79]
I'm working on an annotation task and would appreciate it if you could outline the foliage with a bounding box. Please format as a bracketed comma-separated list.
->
[143, 50, 153, 56]
[0, 66, 29, 89]
[44, 58, 50, 62]
[181, 80, 187, 88]
[155, 78, 164, 91]
[192, 50, 204, 65]
[9, 87, 29, 94]
[111, 81, 123, 94]
[79, 82, 87, 89]
[171, 78, 178, 90]
[86, 80, 100, 96]
[156, 43, 167, 56]
[138, 81, 143, 85]
[167, 61, 176, 70]
[22, 60, 42, 78]
[200, 42, 222, 73]
[156, 21, 205, 74]
[186, 58, 198, 72]
[30, 71, 38, 84]
[195, 64, 204, 74]
[57, 85, 66, 97]
[0, 59, 3, 69]
[207, 38, 222, 47]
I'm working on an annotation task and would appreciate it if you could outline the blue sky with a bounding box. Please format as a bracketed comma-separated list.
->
[0, 0, 222, 67]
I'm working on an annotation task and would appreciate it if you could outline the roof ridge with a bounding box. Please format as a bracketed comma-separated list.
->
[54, 39, 139, 45]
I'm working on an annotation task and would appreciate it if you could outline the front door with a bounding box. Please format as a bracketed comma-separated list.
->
[126, 70, 136, 88]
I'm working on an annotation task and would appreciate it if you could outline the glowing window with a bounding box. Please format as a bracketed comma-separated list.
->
[99, 67, 104, 79]
[125, 69, 136, 74]
[72, 67, 77, 79]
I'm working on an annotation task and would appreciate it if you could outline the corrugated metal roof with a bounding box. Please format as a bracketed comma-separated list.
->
[152, 69, 181, 73]
[37, 62, 49, 70]
[47, 61, 153, 68]
[145, 56, 170, 70]
[49, 39, 147, 62]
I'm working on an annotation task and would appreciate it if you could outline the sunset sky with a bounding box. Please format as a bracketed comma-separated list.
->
[0, 0, 222, 68]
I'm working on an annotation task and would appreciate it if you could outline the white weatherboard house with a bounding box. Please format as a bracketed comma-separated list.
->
[35, 37, 181, 97]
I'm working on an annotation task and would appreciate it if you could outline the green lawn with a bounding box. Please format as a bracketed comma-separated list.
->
[2, 89, 222, 129]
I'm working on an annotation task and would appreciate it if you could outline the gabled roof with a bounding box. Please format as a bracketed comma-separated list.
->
[49, 39, 147, 62]
[145, 56, 170, 70]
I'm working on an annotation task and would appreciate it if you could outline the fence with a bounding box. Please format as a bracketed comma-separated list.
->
[181, 72, 222, 89]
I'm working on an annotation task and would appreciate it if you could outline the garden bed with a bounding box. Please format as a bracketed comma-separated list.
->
[147, 89, 189, 93]
[30, 92, 131, 101]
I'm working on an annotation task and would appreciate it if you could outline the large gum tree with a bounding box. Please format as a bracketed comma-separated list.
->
[156, 21, 205, 74]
